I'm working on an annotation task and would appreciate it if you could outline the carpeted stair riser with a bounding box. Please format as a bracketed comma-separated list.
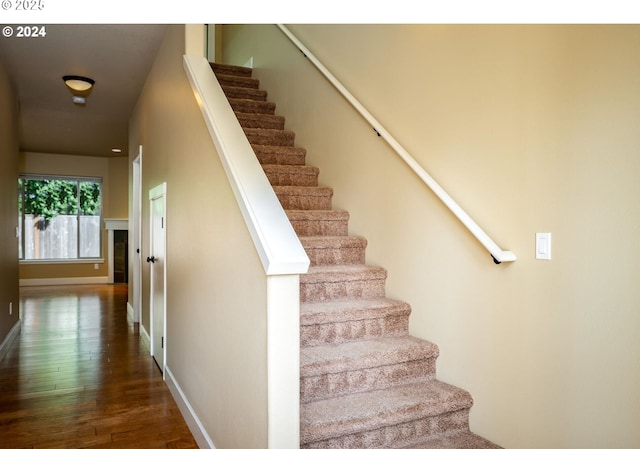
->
[301, 381, 473, 448]
[274, 186, 334, 210]
[300, 298, 411, 347]
[228, 98, 276, 115]
[235, 112, 285, 130]
[244, 128, 296, 146]
[302, 357, 437, 404]
[252, 144, 307, 166]
[399, 431, 504, 449]
[301, 336, 439, 402]
[301, 236, 367, 267]
[302, 409, 470, 449]
[211, 62, 253, 78]
[214, 72, 260, 89]
[212, 63, 504, 449]
[263, 164, 319, 187]
[286, 210, 350, 237]
[300, 265, 388, 303]
[220, 84, 268, 102]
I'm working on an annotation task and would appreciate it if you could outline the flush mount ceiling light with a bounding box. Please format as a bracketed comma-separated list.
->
[62, 75, 95, 105]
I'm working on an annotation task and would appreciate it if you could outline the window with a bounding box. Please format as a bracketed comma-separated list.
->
[18, 175, 102, 261]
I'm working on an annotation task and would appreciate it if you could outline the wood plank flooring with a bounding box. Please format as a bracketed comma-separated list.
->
[0, 284, 198, 449]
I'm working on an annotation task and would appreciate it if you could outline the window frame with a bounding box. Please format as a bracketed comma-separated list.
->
[18, 174, 104, 263]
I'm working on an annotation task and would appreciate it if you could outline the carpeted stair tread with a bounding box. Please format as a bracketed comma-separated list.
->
[244, 128, 296, 146]
[300, 264, 388, 302]
[210, 62, 252, 78]
[301, 335, 439, 377]
[301, 380, 474, 445]
[300, 297, 411, 347]
[273, 185, 334, 210]
[301, 336, 439, 402]
[300, 235, 367, 248]
[262, 164, 320, 187]
[301, 297, 410, 326]
[228, 98, 276, 115]
[286, 209, 350, 236]
[220, 84, 268, 102]
[252, 144, 307, 166]
[214, 72, 260, 89]
[303, 264, 387, 282]
[235, 112, 285, 130]
[262, 164, 319, 176]
[399, 431, 504, 449]
[300, 235, 368, 266]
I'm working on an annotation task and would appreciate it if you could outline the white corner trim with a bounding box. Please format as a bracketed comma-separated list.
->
[0, 320, 21, 363]
[165, 367, 216, 449]
[19, 276, 109, 287]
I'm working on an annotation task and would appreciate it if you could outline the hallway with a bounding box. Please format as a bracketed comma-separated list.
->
[0, 284, 198, 449]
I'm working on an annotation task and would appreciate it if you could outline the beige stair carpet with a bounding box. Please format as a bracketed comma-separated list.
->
[212, 62, 503, 449]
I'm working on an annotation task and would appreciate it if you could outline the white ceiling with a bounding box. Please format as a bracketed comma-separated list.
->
[0, 24, 168, 158]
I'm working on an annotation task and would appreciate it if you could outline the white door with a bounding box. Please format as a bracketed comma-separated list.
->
[149, 182, 167, 374]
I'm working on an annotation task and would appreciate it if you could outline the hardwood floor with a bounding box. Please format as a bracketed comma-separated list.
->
[0, 284, 198, 449]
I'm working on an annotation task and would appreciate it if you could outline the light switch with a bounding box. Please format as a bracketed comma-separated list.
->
[536, 232, 551, 260]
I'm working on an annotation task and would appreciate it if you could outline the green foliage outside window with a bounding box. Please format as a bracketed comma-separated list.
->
[19, 178, 101, 230]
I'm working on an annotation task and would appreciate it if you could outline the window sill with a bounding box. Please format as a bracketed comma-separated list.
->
[20, 258, 105, 265]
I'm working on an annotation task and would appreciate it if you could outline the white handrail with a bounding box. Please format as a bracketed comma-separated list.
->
[183, 54, 310, 275]
[276, 24, 516, 264]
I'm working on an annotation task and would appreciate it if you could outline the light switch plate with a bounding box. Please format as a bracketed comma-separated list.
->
[536, 232, 551, 260]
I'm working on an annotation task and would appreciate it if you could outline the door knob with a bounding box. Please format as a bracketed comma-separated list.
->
[146, 256, 156, 263]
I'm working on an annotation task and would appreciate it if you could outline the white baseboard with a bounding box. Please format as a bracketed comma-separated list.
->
[140, 325, 151, 348]
[19, 276, 109, 287]
[127, 301, 134, 321]
[0, 320, 21, 363]
[165, 367, 216, 449]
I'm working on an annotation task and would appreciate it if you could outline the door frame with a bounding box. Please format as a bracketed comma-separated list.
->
[132, 147, 142, 323]
[149, 182, 167, 376]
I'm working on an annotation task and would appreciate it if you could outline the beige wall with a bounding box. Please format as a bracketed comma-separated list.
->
[19, 152, 128, 280]
[0, 63, 20, 346]
[108, 156, 129, 218]
[222, 24, 640, 449]
[129, 25, 269, 448]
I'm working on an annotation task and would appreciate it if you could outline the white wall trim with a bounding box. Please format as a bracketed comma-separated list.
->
[140, 324, 151, 350]
[165, 366, 216, 449]
[127, 301, 134, 321]
[19, 276, 109, 287]
[105, 218, 128, 284]
[0, 320, 21, 363]
[104, 218, 128, 231]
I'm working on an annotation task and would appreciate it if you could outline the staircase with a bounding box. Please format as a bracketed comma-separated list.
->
[211, 62, 503, 449]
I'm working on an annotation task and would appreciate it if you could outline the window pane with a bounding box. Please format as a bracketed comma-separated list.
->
[19, 177, 102, 260]
[23, 179, 79, 260]
[79, 181, 101, 258]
